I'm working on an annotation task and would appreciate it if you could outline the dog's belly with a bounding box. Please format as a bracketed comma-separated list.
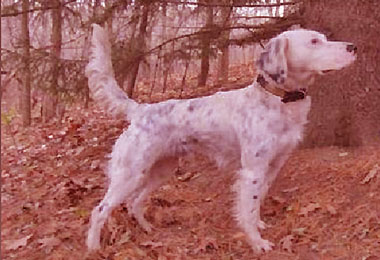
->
[175, 130, 241, 169]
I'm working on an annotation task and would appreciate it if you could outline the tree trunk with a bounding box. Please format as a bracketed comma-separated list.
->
[161, 3, 169, 92]
[217, 3, 232, 84]
[105, 0, 113, 42]
[275, 0, 281, 17]
[300, 0, 380, 147]
[42, 0, 62, 122]
[1, 18, 2, 103]
[21, 0, 31, 126]
[198, 1, 214, 87]
[181, 48, 192, 93]
[126, 2, 149, 98]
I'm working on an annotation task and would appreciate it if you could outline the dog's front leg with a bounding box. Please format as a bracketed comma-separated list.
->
[234, 168, 274, 253]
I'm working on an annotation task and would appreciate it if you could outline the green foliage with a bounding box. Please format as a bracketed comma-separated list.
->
[1, 108, 17, 126]
[1, 48, 88, 104]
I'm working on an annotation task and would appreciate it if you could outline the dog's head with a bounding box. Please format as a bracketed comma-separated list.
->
[257, 29, 357, 88]
[257, 36, 289, 84]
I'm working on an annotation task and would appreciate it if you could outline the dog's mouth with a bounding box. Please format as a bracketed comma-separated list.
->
[318, 69, 335, 75]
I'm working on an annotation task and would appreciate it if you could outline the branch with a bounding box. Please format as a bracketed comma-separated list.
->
[233, 15, 286, 20]
[144, 12, 302, 57]
[145, 23, 281, 55]
[156, 0, 301, 8]
[1, 0, 76, 18]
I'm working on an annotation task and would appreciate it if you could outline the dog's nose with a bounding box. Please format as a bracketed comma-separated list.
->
[346, 44, 357, 54]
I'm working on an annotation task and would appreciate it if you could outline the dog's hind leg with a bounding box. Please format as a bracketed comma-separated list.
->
[87, 131, 157, 250]
[129, 157, 178, 232]
[87, 177, 140, 250]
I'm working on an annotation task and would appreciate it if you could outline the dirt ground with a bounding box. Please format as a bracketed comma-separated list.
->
[2, 103, 380, 260]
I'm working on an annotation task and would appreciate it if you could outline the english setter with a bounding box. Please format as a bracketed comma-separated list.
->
[85, 24, 356, 253]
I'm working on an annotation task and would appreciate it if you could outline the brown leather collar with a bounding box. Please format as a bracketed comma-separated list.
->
[256, 74, 306, 103]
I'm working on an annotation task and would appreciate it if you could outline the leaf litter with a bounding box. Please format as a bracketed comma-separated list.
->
[2, 74, 380, 259]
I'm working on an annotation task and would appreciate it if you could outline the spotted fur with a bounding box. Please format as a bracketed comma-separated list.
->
[86, 24, 356, 253]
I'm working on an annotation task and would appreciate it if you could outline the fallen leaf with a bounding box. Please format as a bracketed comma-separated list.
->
[4, 234, 33, 250]
[177, 172, 200, 182]
[292, 227, 306, 236]
[90, 159, 101, 170]
[361, 164, 379, 184]
[326, 204, 337, 215]
[194, 237, 218, 253]
[271, 195, 286, 204]
[339, 152, 348, 157]
[299, 202, 321, 216]
[74, 208, 89, 218]
[232, 232, 246, 239]
[279, 234, 294, 252]
[37, 236, 61, 248]
[358, 228, 369, 239]
[116, 231, 131, 246]
[140, 240, 164, 248]
[282, 187, 299, 193]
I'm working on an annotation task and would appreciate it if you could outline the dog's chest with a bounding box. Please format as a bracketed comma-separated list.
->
[237, 93, 311, 149]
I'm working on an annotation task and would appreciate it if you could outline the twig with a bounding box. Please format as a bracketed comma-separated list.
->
[156, 0, 301, 8]
[1, 0, 77, 18]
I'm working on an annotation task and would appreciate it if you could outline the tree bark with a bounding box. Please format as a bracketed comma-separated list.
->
[198, 1, 214, 87]
[105, 0, 113, 42]
[42, 0, 62, 122]
[300, 0, 380, 147]
[126, 1, 149, 98]
[161, 3, 170, 92]
[21, 0, 31, 126]
[217, 3, 232, 84]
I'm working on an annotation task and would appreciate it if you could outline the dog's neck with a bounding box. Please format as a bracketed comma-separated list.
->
[256, 73, 307, 103]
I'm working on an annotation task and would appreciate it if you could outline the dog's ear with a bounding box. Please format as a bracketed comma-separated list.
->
[256, 36, 288, 84]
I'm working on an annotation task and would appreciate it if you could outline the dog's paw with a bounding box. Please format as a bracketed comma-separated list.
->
[141, 222, 153, 233]
[136, 217, 153, 233]
[251, 238, 274, 253]
[86, 236, 101, 251]
[257, 220, 268, 230]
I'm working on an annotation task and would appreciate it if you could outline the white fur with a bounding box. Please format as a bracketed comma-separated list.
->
[85, 24, 356, 253]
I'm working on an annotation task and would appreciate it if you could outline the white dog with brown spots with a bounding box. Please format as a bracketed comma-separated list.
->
[86, 24, 356, 253]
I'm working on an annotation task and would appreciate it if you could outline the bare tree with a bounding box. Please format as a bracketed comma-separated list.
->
[41, 0, 62, 122]
[197, 0, 214, 87]
[20, 0, 31, 126]
[302, 0, 380, 147]
[2, 0, 302, 126]
[161, 3, 170, 92]
[217, 2, 232, 84]
[126, 1, 150, 98]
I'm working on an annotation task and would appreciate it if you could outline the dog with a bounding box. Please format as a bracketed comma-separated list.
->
[85, 24, 356, 253]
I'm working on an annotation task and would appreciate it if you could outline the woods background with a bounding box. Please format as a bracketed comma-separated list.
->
[1, 0, 380, 147]
[2, 1, 380, 259]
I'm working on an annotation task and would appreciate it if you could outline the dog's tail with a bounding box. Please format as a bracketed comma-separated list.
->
[85, 24, 138, 119]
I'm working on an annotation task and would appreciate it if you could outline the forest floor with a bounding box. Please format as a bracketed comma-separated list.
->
[2, 70, 380, 260]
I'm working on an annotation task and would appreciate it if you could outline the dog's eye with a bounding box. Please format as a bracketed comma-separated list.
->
[311, 38, 319, 45]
